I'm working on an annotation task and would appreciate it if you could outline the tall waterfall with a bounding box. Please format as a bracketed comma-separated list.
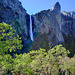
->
[29, 15, 34, 41]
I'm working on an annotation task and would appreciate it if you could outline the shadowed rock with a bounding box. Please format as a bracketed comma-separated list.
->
[51, 2, 61, 12]
[0, 0, 75, 53]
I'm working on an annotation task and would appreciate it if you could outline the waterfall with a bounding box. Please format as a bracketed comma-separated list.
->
[29, 15, 34, 41]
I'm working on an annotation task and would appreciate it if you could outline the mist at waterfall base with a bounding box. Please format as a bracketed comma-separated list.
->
[29, 15, 34, 41]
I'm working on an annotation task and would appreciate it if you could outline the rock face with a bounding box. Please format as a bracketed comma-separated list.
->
[0, 0, 75, 53]
[61, 11, 75, 37]
[51, 2, 61, 29]
[61, 11, 75, 56]
[0, 0, 29, 38]
[0, 0, 31, 51]
[31, 2, 64, 50]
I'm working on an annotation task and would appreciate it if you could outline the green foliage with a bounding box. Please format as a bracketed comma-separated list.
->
[59, 56, 75, 75]
[0, 22, 23, 55]
[0, 43, 74, 75]
[0, 54, 32, 75]
[29, 48, 47, 75]
[12, 54, 32, 75]
[46, 45, 70, 75]
[0, 54, 14, 74]
[0, 24, 75, 75]
[29, 45, 70, 75]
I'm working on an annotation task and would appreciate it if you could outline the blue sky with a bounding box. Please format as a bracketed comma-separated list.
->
[19, 0, 75, 15]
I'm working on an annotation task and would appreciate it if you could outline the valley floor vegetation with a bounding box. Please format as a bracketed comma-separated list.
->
[0, 23, 75, 75]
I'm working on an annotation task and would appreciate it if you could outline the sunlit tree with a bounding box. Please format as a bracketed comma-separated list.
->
[0, 22, 23, 55]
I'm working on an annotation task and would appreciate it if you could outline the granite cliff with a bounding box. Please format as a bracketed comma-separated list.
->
[0, 0, 30, 51]
[0, 0, 75, 55]
[61, 11, 75, 56]
[31, 2, 64, 50]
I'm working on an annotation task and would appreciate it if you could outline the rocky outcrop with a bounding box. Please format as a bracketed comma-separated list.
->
[31, 2, 64, 50]
[61, 11, 75, 56]
[30, 2, 75, 53]
[0, 0, 29, 38]
[51, 2, 61, 29]
[0, 0, 75, 54]
[61, 11, 75, 37]
[0, 0, 31, 51]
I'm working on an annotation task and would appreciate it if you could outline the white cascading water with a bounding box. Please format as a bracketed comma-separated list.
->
[29, 15, 34, 41]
